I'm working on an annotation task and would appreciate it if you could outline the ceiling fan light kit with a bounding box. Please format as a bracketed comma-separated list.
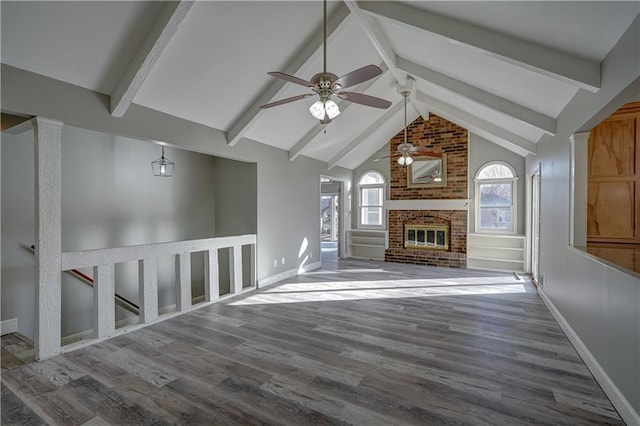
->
[260, 0, 391, 123]
[310, 99, 340, 120]
[397, 155, 414, 166]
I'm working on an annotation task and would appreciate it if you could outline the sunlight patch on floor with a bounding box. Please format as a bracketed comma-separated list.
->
[265, 275, 520, 293]
[229, 276, 526, 306]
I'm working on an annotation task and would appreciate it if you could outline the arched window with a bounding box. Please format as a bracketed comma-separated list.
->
[358, 171, 385, 228]
[475, 162, 518, 233]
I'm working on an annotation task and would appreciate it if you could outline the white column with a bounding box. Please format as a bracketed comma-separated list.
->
[93, 264, 116, 338]
[33, 117, 63, 361]
[138, 258, 158, 323]
[205, 249, 219, 302]
[175, 253, 191, 311]
[570, 131, 590, 247]
[230, 245, 243, 294]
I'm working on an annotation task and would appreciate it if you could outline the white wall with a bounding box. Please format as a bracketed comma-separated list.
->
[468, 133, 526, 235]
[524, 15, 640, 421]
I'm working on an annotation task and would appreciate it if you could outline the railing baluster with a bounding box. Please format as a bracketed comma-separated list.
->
[176, 253, 191, 311]
[58, 235, 255, 352]
[93, 264, 115, 338]
[205, 248, 219, 302]
[138, 258, 158, 323]
[250, 244, 257, 288]
[230, 245, 243, 294]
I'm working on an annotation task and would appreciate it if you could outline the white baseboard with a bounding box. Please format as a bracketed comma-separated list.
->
[258, 261, 322, 288]
[537, 288, 640, 425]
[1, 318, 18, 335]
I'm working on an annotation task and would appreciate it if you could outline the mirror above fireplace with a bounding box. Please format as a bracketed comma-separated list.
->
[407, 154, 446, 188]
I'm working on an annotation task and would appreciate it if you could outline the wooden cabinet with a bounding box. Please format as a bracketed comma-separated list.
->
[587, 102, 640, 244]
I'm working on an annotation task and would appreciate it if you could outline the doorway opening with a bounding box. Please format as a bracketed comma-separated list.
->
[528, 166, 541, 284]
[320, 177, 343, 268]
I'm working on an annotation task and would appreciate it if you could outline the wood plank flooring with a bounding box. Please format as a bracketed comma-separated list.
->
[2, 257, 623, 425]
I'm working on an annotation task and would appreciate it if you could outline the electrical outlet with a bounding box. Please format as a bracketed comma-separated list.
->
[310, 251, 313, 258]
[281, 257, 285, 265]
[273, 259, 277, 267]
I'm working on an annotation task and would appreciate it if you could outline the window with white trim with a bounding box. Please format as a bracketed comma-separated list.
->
[475, 162, 518, 233]
[358, 171, 385, 228]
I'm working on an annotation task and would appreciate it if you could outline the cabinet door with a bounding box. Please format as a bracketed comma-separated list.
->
[587, 114, 639, 243]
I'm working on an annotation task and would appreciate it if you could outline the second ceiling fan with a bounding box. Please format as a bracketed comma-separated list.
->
[259, 0, 391, 124]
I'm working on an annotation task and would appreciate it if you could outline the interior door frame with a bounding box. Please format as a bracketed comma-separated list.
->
[525, 163, 541, 282]
[320, 175, 348, 259]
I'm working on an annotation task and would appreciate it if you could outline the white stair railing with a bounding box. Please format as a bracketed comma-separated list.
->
[54, 234, 256, 354]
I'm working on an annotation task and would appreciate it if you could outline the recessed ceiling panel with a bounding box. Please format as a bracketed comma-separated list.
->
[1, 1, 164, 94]
[377, 17, 580, 118]
[397, 1, 640, 62]
[135, 1, 332, 132]
[335, 105, 420, 170]
[415, 80, 547, 143]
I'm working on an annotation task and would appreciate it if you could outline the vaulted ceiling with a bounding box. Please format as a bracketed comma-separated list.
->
[2, 1, 639, 169]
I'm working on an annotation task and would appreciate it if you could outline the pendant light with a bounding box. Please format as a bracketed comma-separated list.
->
[151, 146, 175, 177]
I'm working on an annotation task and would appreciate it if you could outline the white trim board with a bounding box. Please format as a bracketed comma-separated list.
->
[258, 261, 322, 288]
[386, 199, 470, 211]
[1, 318, 18, 335]
[537, 288, 640, 425]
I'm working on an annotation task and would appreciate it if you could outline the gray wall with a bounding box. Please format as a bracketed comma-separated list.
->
[468, 133, 526, 235]
[1, 64, 352, 339]
[212, 156, 257, 292]
[524, 15, 640, 418]
[1, 129, 36, 338]
[351, 135, 527, 236]
[2, 126, 219, 338]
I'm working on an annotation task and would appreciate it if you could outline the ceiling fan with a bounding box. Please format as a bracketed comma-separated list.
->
[259, 0, 391, 124]
[375, 90, 442, 166]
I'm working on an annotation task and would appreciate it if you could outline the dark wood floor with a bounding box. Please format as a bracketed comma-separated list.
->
[2, 257, 623, 425]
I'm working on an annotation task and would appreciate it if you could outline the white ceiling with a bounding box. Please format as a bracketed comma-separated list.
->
[2, 1, 639, 169]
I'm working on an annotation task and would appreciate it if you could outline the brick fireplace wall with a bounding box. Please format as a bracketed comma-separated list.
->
[385, 113, 468, 268]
